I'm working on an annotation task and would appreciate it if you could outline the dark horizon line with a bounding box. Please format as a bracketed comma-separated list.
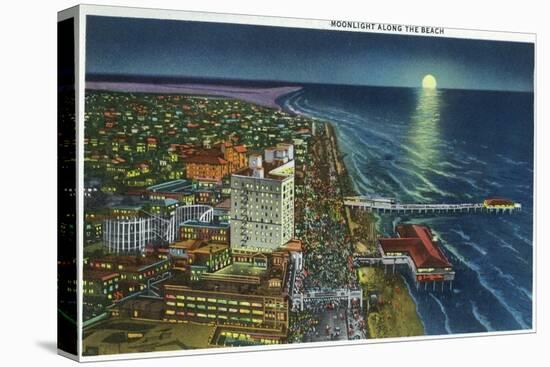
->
[86, 72, 534, 94]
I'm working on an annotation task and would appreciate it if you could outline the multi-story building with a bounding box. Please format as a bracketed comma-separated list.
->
[82, 269, 121, 320]
[109, 204, 142, 220]
[264, 143, 294, 165]
[230, 145, 295, 251]
[84, 221, 103, 244]
[87, 255, 170, 284]
[168, 240, 231, 277]
[163, 249, 292, 343]
[83, 270, 121, 301]
[184, 141, 247, 181]
[180, 220, 230, 243]
[164, 284, 288, 332]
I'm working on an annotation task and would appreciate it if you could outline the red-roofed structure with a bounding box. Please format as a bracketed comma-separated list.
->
[183, 140, 247, 181]
[377, 224, 454, 285]
[483, 197, 515, 207]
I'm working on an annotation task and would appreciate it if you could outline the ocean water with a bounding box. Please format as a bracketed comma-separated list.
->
[280, 85, 534, 335]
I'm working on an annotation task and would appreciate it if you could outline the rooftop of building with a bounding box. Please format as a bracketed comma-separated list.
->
[190, 243, 229, 255]
[215, 198, 231, 210]
[84, 269, 119, 281]
[214, 263, 266, 277]
[151, 198, 179, 207]
[280, 238, 303, 253]
[113, 297, 165, 313]
[146, 179, 193, 193]
[233, 160, 295, 181]
[164, 256, 288, 297]
[484, 197, 515, 206]
[183, 142, 247, 165]
[170, 239, 203, 251]
[170, 240, 228, 254]
[233, 145, 247, 153]
[109, 204, 143, 211]
[88, 255, 168, 271]
[180, 219, 229, 229]
[185, 154, 229, 165]
[379, 224, 452, 269]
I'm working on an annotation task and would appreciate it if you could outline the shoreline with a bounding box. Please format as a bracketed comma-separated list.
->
[324, 121, 425, 338]
[86, 81, 302, 109]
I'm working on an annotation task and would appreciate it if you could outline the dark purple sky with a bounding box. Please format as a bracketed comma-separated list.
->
[86, 15, 534, 92]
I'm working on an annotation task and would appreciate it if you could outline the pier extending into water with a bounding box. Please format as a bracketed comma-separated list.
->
[343, 196, 521, 215]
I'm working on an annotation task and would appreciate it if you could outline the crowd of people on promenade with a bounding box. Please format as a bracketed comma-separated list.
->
[289, 126, 367, 342]
[296, 128, 358, 290]
[288, 310, 319, 343]
[348, 303, 367, 340]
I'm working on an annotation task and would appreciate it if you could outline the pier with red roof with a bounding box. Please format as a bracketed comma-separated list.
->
[354, 224, 456, 291]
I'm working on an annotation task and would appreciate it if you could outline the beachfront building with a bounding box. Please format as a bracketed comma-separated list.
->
[377, 224, 455, 289]
[230, 144, 295, 251]
[163, 247, 292, 345]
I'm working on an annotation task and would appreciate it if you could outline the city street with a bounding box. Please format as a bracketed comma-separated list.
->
[304, 310, 348, 343]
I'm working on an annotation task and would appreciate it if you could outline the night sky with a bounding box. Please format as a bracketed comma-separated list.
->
[86, 16, 534, 92]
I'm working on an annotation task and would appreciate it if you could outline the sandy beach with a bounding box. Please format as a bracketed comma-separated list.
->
[326, 122, 425, 338]
[86, 81, 302, 109]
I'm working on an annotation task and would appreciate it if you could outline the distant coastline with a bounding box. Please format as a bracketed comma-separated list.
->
[86, 81, 302, 109]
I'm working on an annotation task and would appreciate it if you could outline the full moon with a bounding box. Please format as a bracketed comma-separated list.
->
[422, 74, 437, 89]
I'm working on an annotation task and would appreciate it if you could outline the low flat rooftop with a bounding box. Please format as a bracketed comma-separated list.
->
[84, 269, 119, 281]
[233, 160, 295, 181]
[165, 262, 286, 297]
[180, 220, 229, 229]
[214, 263, 266, 277]
[191, 243, 229, 255]
[88, 255, 167, 271]
[146, 179, 193, 193]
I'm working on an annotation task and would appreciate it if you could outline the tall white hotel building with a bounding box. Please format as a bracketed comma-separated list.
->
[230, 143, 295, 251]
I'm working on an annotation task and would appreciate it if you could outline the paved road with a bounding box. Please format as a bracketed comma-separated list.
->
[303, 310, 348, 343]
